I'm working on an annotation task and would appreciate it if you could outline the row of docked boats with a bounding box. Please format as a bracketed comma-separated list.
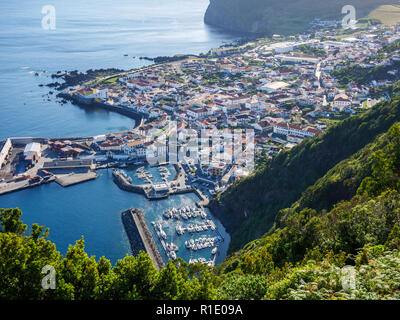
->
[159, 166, 170, 181]
[185, 236, 221, 252]
[152, 221, 167, 240]
[135, 166, 153, 182]
[189, 258, 215, 267]
[163, 206, 208, 220]
[175, 220, 216, 236]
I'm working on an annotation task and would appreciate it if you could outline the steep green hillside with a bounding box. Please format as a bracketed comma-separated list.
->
[211, 94, 400, 254]
[368, 4, 400, 25]
[204, 0, 396, 35]
[216, 122, 400, 280]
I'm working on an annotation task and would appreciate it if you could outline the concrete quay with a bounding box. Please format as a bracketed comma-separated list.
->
[0, 176, 55, 196]
[54, 171, 98, 187]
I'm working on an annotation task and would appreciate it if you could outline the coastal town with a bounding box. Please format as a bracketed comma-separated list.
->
[2, 19, 400, 267]
[56, 20, 400, 185]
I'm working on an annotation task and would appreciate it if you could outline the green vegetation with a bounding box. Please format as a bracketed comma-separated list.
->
[0, 208, 218, 300]
[297, 44, 326, 57]
[214, 122, 400, 300]
[104, 77, 119, 84]
[211, 92, 400, 254]
[331, 62, 399, 86]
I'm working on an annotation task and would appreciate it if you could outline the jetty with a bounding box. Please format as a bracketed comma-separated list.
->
[121, 208, 165, 270]
[55, 171, 98, 187]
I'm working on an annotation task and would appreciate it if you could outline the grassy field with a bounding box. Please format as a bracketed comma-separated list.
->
[367, 4, 400, 25]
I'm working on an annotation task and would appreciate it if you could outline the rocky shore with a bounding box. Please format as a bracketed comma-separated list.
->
[45, 68, 125, 91]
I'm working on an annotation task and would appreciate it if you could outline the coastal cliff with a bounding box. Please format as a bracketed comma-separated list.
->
[204, 0, 395, 35]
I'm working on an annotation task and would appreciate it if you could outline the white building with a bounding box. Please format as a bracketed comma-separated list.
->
[333, 94, 352, 109]
[24, 142, 41, 162]
[273, 123, 321, 138]
[259, 81, 289, 93]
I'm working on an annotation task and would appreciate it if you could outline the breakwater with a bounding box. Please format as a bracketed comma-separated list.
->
[112, 169, 147, 195]
[59, 93, 145, 124]
[121, 208, 165, 270]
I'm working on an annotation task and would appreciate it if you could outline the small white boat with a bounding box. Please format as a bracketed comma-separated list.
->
[168, 242, 179, 251]
[212, 247, 217, 255]
[170, 251, 176, 259]
[176, 225, 184, 235]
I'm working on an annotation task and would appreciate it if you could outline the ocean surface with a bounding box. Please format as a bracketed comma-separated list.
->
[0, 0, 238, 140]
[0, 0, 237, 264]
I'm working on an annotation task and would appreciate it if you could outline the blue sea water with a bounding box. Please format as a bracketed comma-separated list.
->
[0, 0, 238, 140]
[0, 0, 236, 264]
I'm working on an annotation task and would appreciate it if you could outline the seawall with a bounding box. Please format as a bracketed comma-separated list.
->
[121, 208, 165, 270]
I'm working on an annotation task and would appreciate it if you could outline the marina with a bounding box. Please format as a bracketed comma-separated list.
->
[147, 205, 224, 266]
[112, 163, 193, 200]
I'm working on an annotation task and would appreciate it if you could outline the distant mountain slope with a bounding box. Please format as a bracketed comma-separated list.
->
[210, 94, 400, 254]
[368, 4, 400, 25]
[204, 0, 396, 35]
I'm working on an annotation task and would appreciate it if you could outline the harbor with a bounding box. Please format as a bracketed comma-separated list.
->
[112, 163, 193, 200]
[151, 205, 223, 266]
[122, 202, 226, 266]
[115, 165, 227, 266]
